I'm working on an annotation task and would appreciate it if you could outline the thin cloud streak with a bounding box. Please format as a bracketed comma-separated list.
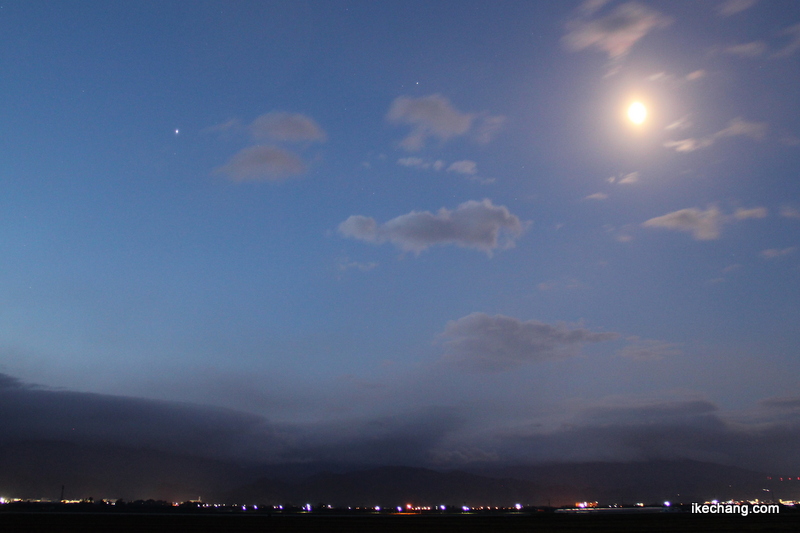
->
[563, 1, 672, 59]
[664, 117, 767, 152]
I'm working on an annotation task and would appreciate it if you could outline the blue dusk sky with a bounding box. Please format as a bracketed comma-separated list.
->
[2, 0, 800, 471]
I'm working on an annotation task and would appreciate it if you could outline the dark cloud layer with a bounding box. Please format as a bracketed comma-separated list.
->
[3, 374, 800, 476]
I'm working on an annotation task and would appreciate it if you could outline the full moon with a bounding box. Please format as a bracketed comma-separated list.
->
[628, 102, 647, 124]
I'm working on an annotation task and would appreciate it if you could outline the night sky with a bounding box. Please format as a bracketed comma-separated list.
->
[2, 0, 800, 474]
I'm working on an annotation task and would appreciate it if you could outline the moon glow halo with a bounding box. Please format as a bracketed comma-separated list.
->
[628, 102, 647, 124]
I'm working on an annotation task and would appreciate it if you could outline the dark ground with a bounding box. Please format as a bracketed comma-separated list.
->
[1, 512, 798, 533]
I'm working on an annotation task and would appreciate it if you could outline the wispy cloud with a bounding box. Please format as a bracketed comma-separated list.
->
[774, 23, 800, 58]
[723, 41, 768, 57]
[642, 206, 723, 240]
[337, 257, 379, 273]
[608, 171, 639, 184]
[665, 116, 692, 131]
[563, 1, 672, 59]
[643, 205, 767, 240]
[250, 112, 326, 142]
[717, 0, 758, 17]
[664, 117, 767, 152]
[584, 192, 609, 200]
[338, 199, 526, 255]
[734, 207, 767, 220]
[201, 118, 242, 135]
[761, 247, 796, 259]
[397, 157, 446, 171]
[780, 206, 800, 219]
[686, 69, 706, 81]
[473, 114, 506, 144]
[446, 160, 478, 176]
[440, 313, 617, 372]
[387, 95, 472, 151]
[617, 337, 682, 361]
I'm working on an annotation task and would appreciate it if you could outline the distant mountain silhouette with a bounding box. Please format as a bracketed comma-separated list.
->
[2, 440, 790, 506]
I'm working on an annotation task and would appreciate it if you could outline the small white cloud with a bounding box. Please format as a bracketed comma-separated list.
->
[761, 247, 796, 259]
[397, 157, 448, 172]
[337, 258, 379, 272]
[338, 199, 526, 255]
[562, 2, 672, 59]
[473, 114, 506, 144]
[663, 138, 715, 152]
[734, 207, 768, 220]
[665, 116, 692, 131]
[717, 117, 767, 140]
[617, 337, 682, 361]
[774, 23, 800, 58]
[717, 0, 758, 17]
[686, 69, 706, 81]
[202, 118, 242, 134]
[780, 206, 800, 219]
[250, 112, 326, 142]
[618, 171, 639, 184]
[584, 192, 609, 200]
[397, 157, 428, 169]
[214, 145, 306, 182]
[647, 71, 670, 82]
[446, 160, 478, 175]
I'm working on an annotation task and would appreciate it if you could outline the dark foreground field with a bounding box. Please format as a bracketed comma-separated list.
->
[1, 512, 798, 533]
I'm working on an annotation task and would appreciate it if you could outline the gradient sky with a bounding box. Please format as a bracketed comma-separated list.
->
[2, 0, 800, 472]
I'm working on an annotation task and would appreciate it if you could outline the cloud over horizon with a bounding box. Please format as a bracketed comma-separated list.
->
[440, 313, 618, 372]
